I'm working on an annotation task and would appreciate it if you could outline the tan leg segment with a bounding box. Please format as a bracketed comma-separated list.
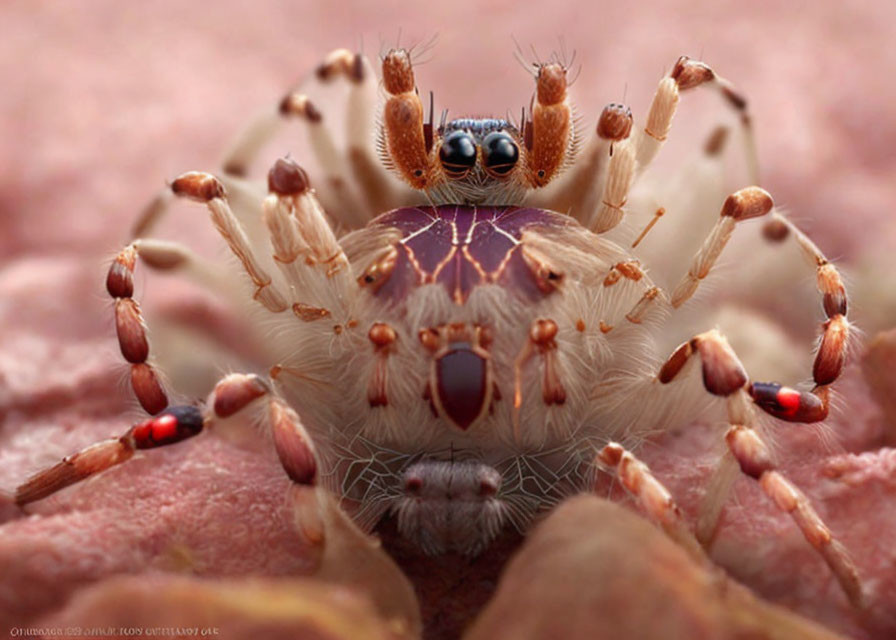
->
[265, 157, 351, 295]
[597, 443, 709, 566]
[170, 172, 288, 313]
[726, 418, 864, 608]
[669, 186, 774, 307]
[637, 56, 759, 183]
[666, 194, 850, 421]
[316, 50, 403, 216]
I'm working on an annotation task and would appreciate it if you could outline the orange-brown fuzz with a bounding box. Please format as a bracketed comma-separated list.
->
[382, 50, 415, 94]
[528, 64, 571, 188]
[380, 50, 433, 188]
[528, 104, 570, 187]
[383, 95, 431, 189]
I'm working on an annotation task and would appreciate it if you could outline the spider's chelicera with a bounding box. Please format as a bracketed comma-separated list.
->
[16, 47, 863, 607]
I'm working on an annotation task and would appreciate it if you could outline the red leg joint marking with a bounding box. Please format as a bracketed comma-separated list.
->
[749, 382, 828, 423]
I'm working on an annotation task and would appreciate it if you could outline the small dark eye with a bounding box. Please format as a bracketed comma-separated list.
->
[482, 132, 519, 177]
[439, 131, 477, 179]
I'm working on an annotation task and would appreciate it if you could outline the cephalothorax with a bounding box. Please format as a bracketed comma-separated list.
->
[15, 46, 863, 609]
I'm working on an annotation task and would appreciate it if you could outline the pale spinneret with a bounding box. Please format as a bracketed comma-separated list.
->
[13, 46, 866, 612]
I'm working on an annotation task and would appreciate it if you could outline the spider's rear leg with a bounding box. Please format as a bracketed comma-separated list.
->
[107, 243, 171, 415]
[659, 330, 864, 608]
[170, 171, 290, 313]
[135, 48, 393, 237]
[15, 374, 321, 544]
[663, 185, 850, 418]
[536, 102, 631, 226]
[588, 56, 757, 234]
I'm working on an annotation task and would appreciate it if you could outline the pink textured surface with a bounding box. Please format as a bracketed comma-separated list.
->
[2, 1, 895, 639]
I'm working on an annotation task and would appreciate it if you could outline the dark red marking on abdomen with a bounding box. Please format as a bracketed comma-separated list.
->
[435, 344, 489, 430]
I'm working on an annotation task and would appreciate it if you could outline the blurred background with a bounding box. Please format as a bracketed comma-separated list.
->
[2, 1, 894, 275]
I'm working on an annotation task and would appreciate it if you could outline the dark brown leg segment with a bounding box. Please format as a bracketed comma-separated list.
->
[106, 244, 169, 415]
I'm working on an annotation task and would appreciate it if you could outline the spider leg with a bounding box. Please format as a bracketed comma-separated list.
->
[135, 48, 395, 237]
[15, 405, 204, 506]
[637, 56, 758, 182]
[662, 187, 850, 416]
[107, 243, 171, 414]
[588, 57, 757, 234]
[658, 330, 864, 608]
[263, 156, 353, 310]
[535, 103, 631, 226]
[595, 442, 709, 566]
[15, 374, 321, 543]
[668, 186, 774, 307]
[314, 49, 405, 216]
[170, 171, 289, 313]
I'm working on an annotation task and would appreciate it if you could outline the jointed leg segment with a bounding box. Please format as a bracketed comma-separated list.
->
[581, 56, 757, 235]
[15, 405, 204, 506]
[657, 330, 864, 607]
[14, 374, 319, 515]
[107, 243, 170, 415]
[171, 171, 289, 313]
[596, 442, 709, 566]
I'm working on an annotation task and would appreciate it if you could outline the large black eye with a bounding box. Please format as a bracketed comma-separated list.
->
[482, 131, 519, 177]
[439, 131, 477, 179]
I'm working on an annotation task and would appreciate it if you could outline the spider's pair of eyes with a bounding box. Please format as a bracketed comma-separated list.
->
[438, 131, 519, 179]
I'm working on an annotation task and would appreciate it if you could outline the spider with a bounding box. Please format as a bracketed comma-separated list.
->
[13, 46, 863, 613]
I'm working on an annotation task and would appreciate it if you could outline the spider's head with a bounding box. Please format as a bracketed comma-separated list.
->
[430, 118, 525, 205]
[379, 49, 577, 206]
